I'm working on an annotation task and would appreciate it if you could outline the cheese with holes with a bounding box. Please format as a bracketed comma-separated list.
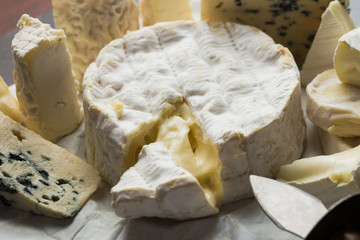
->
[0, 76, 24, 123]
[139, 0, 193, 26]
[318, 127, 360, 155]
[83, 21, 305, 219]
[306, 69, 360, 137]
[52, 0, 139, 89]
[334, 27, 360, 87]
[277, 145, 360, 207]
[300, 0, 355, 86]
[201, 0, 349, 67]
[0, 111, 100, 218]
[12, 15, 83, 142]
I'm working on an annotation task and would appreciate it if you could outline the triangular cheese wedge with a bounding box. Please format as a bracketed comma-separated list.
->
[0, 76, 24, 123]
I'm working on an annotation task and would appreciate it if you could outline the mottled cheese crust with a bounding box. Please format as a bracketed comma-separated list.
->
[0, 111, 100, 218]
[52, 0, 139, 89]
[83, 21, 305, 218]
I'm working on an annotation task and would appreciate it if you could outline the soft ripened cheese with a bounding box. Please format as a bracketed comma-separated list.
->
[277, 145, 360, 207]
[306, 68, 360, 137]
[334, 27, 360, 87]
[52, 0, 139, 89]
[0, 111, 100, 218]
[12, 15, 83, 142]
[201, 0, 349, 67]
[0, 76, 24, 123]
[300, 0, 355, 86]
[139, 0, 193, 26]
[318, 127, 360, 155]
[83, 21, 305, 219]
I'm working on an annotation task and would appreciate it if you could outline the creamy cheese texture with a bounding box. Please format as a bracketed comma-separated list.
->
[277, 145, 360, 207]
[300, 0, 355, 86]
[334, 27, 360, 87]
[139, 0, 193, 26]
[306, 68, 360, 137]
[12, 14, 83, 142]
[0, 76, 24, 123]
[318, 127, 360, 155]
[0, 111, 100, 218]
[201, 0, 349, 68]
[83, 21, 305, 219]
[52, 0, 139, 89]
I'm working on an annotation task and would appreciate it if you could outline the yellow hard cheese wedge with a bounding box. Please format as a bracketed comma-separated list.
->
[301, 0, 355, 86]
[0, 76, 24, 123]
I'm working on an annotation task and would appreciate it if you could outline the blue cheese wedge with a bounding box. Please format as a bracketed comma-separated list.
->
[12, 14, 83, 142]
[0, 111, 100, 218]
[201, 0, 349, 67]
[83, 21, 305, 219]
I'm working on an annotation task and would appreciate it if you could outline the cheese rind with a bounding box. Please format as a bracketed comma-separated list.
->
[306, 68, 360, 137]
[52, 0, 139, 89]
[300, 0, 355, 86]
[318, 127, 360, 155]
[0, 76, 24, 123]
[12, 14, 83, 142]
[0, 111, 100, 218]
[201, 0, 349, 67]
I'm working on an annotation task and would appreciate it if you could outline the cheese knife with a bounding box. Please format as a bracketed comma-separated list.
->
[249, 175, 360, 239]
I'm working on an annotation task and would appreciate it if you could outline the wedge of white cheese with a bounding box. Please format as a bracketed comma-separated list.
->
[83, 21, 305, 219]
[12, 14, 83, 142]
[0, 76, 24, 123]
[0, 111, 100, 218]
[318, 127, 360, 155]
[139, 0, 193, 26]
[52, 0, 139, 89]
[300, 0, 355, 86]
[277, 145, 360, 207]
[200, 0, 349, 67]
[307, 68, 360, 137]
[334, 27, 360, 87]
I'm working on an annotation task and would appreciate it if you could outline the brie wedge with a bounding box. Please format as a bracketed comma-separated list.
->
[83, 21, 305, 219]
[12, 15, 83, 142]
[318, 127, 360, 155]
[0, 76, 24, 123]
[277, 145, 360, 207]
[300, 0, 355, 86]
[306, 68, 360, 137]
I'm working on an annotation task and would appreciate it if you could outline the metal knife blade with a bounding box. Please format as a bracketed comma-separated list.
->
[249, 175, 328, 239]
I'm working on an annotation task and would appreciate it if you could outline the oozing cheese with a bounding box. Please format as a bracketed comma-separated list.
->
[334, 27, 360, 87]
[12, 15, 83, 142]
[52, 0, 139, 89]
[306, 69, 360, 137]
[139, 0, 193, 26]
[0, 111, 100, 218]
[300, 0, 355, 86]
[318, 127, 360, 155]
[277, 145, 360, 207]
[83, 21, 305, 219]
[201, 0, 349, 67]
[0, 76, 24, 123]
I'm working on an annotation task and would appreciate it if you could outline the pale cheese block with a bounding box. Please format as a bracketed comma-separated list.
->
[52, 0, 139, 89]
[306, 68, 360, 137]
[0, 111, 100, 218]
[139, 0, 193, 26]
[12, 15, 83, 142]
[83, 21, 305, 219]
[0, 76, 24, 123]
[318, 127, 360, 155]
[277, 145, 360, 207]
[300, 0, 355, 86]
[334, 27, 360, 87]
[201, 0, 349, 68]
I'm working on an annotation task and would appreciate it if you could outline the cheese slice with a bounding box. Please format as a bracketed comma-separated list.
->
[139, 0, 193, 26]
[318, 127, 360, 155]
[52, 0, 139, 89]
[201, 0, 349, 67]
[300, 0, 355, 86]
[306, 68, 360, 137]
[334, 27, 360, 87]
[83, 21, 305, 219]
[277, 145, 360, 207]
[0, 111, 100, 218]
[12, 14, 83, 142]
[0, 76, 24, 123]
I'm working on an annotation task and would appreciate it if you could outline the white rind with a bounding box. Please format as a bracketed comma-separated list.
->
[318, 127, 360, 155]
